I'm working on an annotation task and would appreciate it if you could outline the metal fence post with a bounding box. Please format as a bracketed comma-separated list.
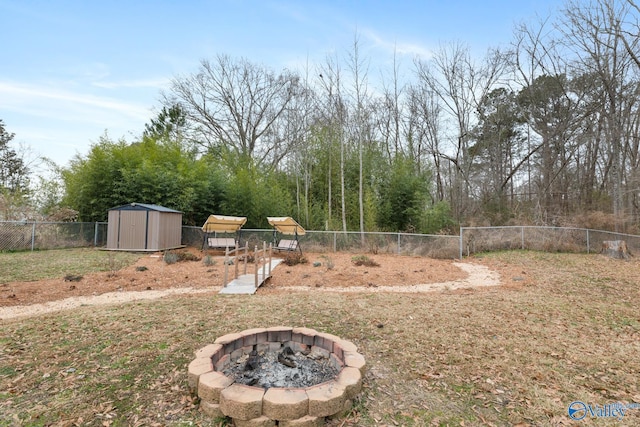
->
[397, 233, 401, 254]
[521, 226, 525, 250]
[586, 229, 590, 253]
[31, 222, 36, 251]
[94, 222, 99, 247]
[459, 227, 463, 259]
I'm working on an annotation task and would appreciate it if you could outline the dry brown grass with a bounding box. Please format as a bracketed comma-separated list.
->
[1, 251, 640, 426]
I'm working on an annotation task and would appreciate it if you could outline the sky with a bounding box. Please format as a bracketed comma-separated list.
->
[0, 0, 563, 172]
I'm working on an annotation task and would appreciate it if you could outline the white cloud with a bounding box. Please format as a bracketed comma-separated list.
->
[361, 28, 433, 60]
[91, 77, 171, 90]
[0, 80, 157, 166]
[0, 81, 151, 122]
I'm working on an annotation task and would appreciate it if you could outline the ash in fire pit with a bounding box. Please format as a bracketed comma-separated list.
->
[224, 344, 339, 389]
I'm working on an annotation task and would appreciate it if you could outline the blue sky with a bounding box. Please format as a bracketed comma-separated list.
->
[0, 0, 562, 170]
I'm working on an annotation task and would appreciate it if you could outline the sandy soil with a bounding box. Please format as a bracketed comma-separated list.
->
[0, 249, 516, 320]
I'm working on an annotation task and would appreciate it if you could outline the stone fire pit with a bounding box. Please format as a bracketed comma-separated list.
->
[188, 326, 366, 426]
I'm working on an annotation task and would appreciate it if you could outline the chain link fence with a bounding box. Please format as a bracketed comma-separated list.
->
[460, 226, 640, 258]
[182, 227, 460, 258]
[2, 221, 639, 259]
[0, 221, 107, 251]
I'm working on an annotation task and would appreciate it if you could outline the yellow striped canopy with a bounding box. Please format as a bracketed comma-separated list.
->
[201, 215, 247, 232]
[267, 217, 306, 236]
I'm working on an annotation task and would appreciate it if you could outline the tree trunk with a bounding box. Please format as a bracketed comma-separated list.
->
[601, 240, 631, 259]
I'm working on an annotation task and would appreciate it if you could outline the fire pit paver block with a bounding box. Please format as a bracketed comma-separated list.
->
[234, 416, 276, 427]
[336, 367, 363, 400]
[263, 388, 309, 420]
[279, 415, 325, 427]
[194, 343, 223, 359]
[214, 332, 243, 346]
[306, 381, 346, 418]
[330, 353, 344, 370]
[331, 341, 344, 361]
[244, 329, 267, 347]
[220, 384, 265, 420]
[292, 327, 318, 346]
[267, 326, 293, 342]
[338, 339, 358, 353]
[316, 332, 341, 350]
[199, 401, 224, 418]
[240, 327, 267, 336]
[313, 333, 338, 352]
[198, 371, 234, 403]
[327, 398, 354, 420]
[343, 351, 366, 374]
[187, 357, 213, 392]
[241, 328, 268, 347]
[215, 354, 231, 371]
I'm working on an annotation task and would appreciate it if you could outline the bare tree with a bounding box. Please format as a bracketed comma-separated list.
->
[613, 0, 640, 69]
[167, 54, 304, 169]
[377, 46, 405, 161]
[318, 54, 349, 232]
[406, 82, 446, 201]
[511, 16, 561, 217]
[415, 43, 508, 219]
[346, 34, 372, 238]
[561, 0, 637, 229]
[511, 16, 589, 223]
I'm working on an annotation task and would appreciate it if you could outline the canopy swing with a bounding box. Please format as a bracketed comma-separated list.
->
[201, 214, 247, 250]
[267, 216, 305, 254]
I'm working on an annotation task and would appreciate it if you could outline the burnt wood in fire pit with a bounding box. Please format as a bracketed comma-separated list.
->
[225, 344, 338, 389]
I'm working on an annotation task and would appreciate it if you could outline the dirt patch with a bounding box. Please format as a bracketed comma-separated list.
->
[0, 248, 522, 320]
[0, 248, 223, 308]
[268, 253, 467, 288]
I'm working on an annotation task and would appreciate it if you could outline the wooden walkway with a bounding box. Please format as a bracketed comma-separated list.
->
[219, 259, 284, 295]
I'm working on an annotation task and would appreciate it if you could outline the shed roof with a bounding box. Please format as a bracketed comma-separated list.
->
[109, 203, 182, 213]
[201, 214, 247, 232]
[267, 216, 306, 236]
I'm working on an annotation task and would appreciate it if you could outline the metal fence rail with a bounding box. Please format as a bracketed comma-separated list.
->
[2, 221, 639, 259]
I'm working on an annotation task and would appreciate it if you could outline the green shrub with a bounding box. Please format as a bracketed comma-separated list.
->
[283, 252, 308, 266]
[320, 255, 335, 270]
[164, 250, 200, 264]
[177, 251, 200, 262]
[163, 251, 179, 264]
[351, 255, 380, 267]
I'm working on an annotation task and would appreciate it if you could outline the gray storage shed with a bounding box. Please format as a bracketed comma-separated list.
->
[106, 203, 183, 251]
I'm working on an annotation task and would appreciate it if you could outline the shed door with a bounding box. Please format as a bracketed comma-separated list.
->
[118, 211, 148, 249]
[106, 210, 120, 249]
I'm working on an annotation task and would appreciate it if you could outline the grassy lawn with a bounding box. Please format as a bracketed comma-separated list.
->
[1, 251, 639, 426]
[0, 249, 143, 282]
